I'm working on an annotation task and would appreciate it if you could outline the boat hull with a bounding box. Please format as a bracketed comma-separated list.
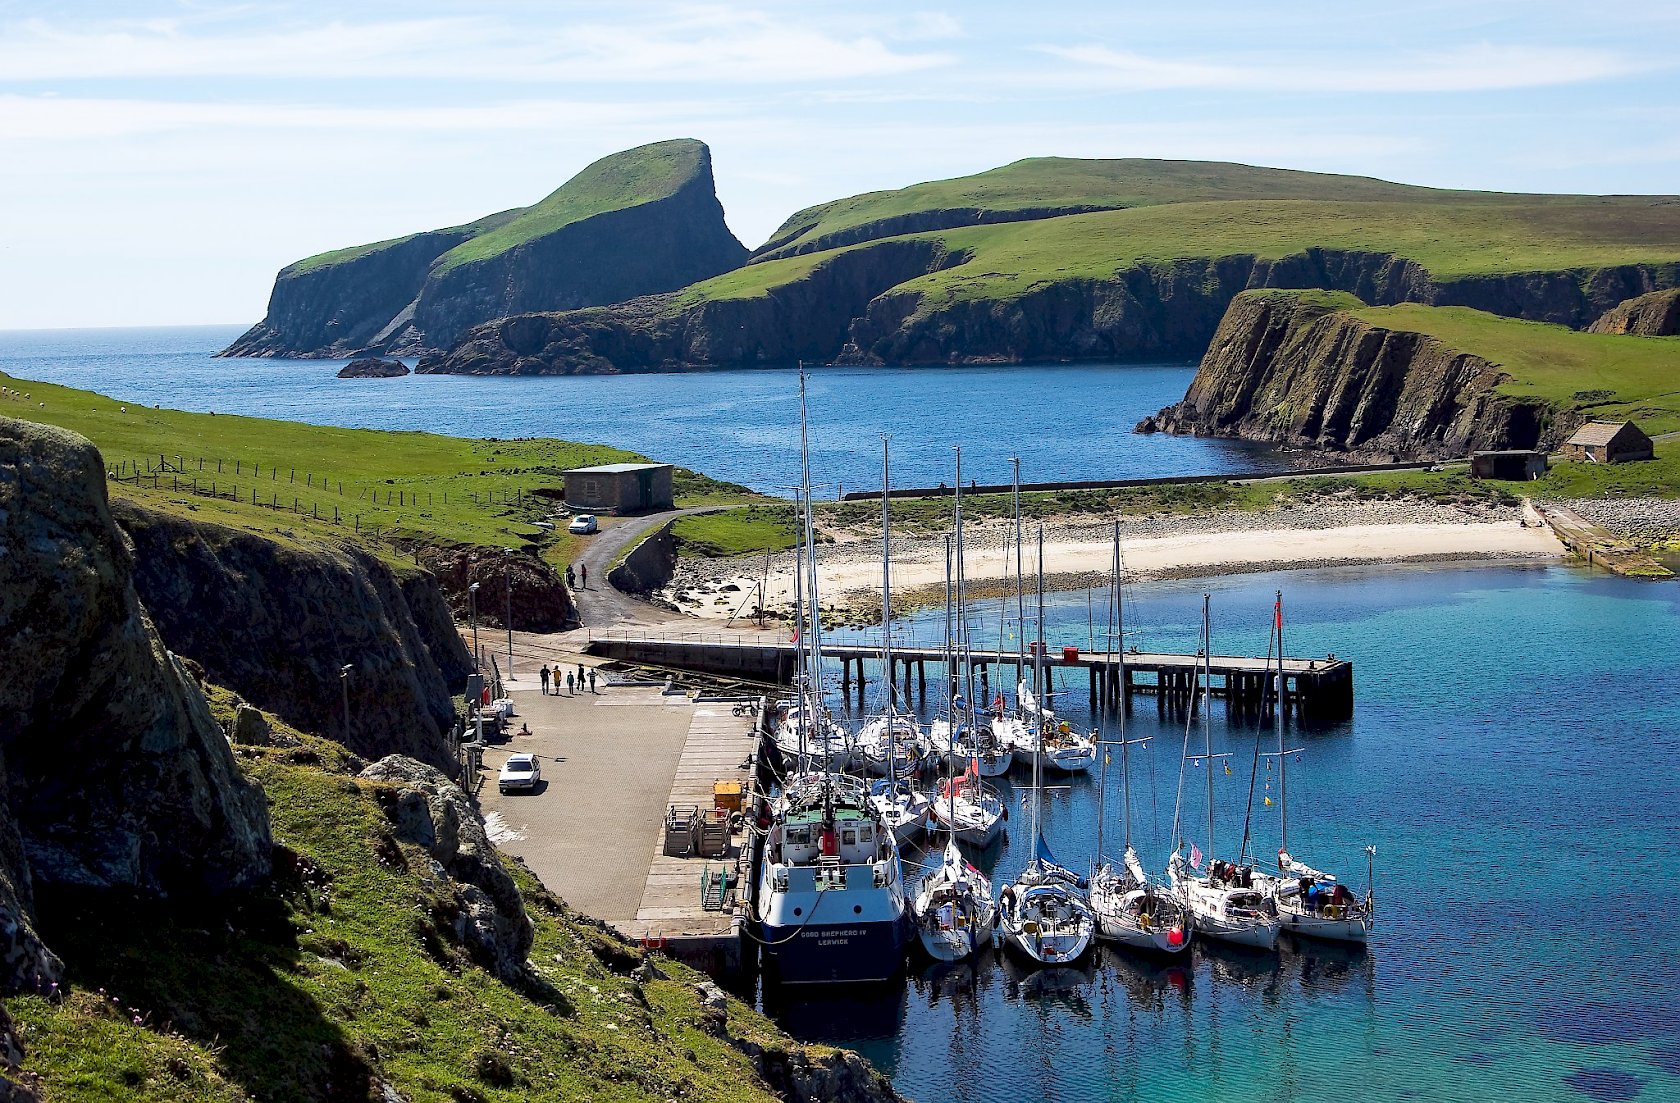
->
[1192, 913, 1279, 950]
[917, 919, 994, 963]
[760, 917, 910, 984]
[1096, 914, 1191, 954]
[1280, 908, 1370, 943]
[1002, 923, 1093, 965]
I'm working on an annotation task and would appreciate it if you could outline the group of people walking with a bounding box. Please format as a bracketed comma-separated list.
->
[540, 663, 596, 696]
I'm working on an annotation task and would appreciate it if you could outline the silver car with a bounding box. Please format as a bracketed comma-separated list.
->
[498, 753, 541, 794]
[567, 514, 598, 534]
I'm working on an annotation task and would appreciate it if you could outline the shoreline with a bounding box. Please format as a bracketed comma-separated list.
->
[660, 498, 1566, 622]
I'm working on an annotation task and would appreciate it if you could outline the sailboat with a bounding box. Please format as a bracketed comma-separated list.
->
[927, 455, 1006, 850]
[998, 527, 1096, 966]
[1167, 594, 1281, 951]
[756, 373, 910, 984]
[1251, 591, 1375, 943]
[1088, 521, 1191, 955]
[864, 439, 931, 845]
[912, 751, 997, 962]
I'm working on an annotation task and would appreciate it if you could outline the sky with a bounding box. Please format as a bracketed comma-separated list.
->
[2, 1, 1677, 330]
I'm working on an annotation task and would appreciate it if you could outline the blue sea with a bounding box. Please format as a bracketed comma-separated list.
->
[0, 324, 1286, 495]
[813, 564, 1680, 1103]
[3, 326, 1677, 1102]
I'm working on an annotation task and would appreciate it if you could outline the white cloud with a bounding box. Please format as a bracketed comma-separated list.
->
[1039, 42, 1654, 93]
[0, 8, 954, 84]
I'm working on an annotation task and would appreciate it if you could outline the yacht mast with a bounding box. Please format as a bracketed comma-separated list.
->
[1033, 526, 1046, 856]
[1115, 520, 1131, 856]
[881, 439, 895, 789]
[1013, 458, 1025, 710]
[1276, 590, 1288, 858]
[1202, 594, 1215, 863]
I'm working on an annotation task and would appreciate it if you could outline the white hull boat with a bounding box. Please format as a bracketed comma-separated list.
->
[857, 715, 924, 777]
[999, 860, 1095, 966]
[869, 777, 931, 845]
[912, 839, 996, 962]
[1171, 855, 1280, 950]
[928, 773, 1006, 849]
[1090, 850, 1190, 955]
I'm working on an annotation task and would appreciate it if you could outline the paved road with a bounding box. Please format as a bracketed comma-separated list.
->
[567, 506, 722, 627]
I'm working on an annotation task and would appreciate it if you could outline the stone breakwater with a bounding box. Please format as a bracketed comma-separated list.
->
[1554, 497, 1680, 543]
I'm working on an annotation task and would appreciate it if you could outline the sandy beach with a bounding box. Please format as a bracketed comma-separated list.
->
[662, 498, 1566, 621]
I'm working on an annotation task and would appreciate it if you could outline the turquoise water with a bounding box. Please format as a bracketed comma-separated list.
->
[801, 564, 1680, 1103]
[5, 326, 1676, 1101]
[0, 325, 1287, 495]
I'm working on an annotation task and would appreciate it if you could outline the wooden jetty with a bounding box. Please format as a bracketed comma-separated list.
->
[586, 632, 1354, 724]
[616, 699, 764, 977]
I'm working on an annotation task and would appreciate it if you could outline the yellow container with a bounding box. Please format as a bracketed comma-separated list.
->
[713, 780, 743, 814]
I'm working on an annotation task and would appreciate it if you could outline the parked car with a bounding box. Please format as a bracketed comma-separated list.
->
[498, 753, 541, 794]
[568, 514, 598, 534]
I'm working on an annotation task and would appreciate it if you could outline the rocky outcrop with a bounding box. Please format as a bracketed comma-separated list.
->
[415, 546, 576, 632]
[222, 225, 491, 358]
[223, 139, 747, 359]
[112, 501, 470, 773]
[421, 241, 1680, 374]
[337, 357, 409, 378]
[607, 522, 677, 595]
[1587, 288, 1680, 335]
[418, 238, 967, 374]
[359, 756, 532, 981]
[0, 417, 271, 992]
[1142, 291, 1569, 459]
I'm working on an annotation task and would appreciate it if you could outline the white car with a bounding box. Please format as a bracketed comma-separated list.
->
[567, 514, 598, 534]
[498, 753, 541, 794]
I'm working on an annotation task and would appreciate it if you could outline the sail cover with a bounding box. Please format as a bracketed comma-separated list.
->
[1278, 851, 1332, 880]
[1124, 846, 1149, 886]
[1035, 833, 1060, 869]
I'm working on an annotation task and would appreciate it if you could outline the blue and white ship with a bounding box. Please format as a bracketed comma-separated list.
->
[756, 772, 909, 983]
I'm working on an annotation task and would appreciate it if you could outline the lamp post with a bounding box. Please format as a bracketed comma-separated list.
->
[339, 663, 353, 745]
[504, 548, 514, 678]
[468, 581, 480, 671]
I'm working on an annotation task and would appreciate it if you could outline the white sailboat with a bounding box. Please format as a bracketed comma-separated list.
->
[912, 744, 997, 962]
[864, 439, 930, 844]
[1252, 591, 1375, 943]
[1168, 594, 1281, 951]
[998, 527, 1096, 966]
[756, 372, 909, 984]
[1089, 522, 1191, 955]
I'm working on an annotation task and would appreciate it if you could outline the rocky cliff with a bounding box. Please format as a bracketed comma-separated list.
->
[112, 502, 470, 772]
[1587, 288, 1680, 335]
[0, 417, 271, 994]
[224, 139, 747, 358]
[1141, 291, 1568, 459]
[420, 245, 1680, 375]
[418, 238, 967, 374]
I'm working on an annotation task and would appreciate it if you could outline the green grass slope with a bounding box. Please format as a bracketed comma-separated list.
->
[433, 140, 709, 275]
[757, 156, 1450, 257]
[693, 197, 1680, 313]
[285, 139, 707, 279]
[0, 374, 753, 570]
[2, 697, 822, 1103]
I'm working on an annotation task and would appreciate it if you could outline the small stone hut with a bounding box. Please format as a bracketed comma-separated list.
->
[561, 462, 674, 514]
[1562, 421, 1653, 465]
[1470, 449, 1548, 481]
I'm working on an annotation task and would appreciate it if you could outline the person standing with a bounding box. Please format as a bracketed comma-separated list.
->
[566, 564, 576, 588]
[539, 664, 550, 695]
[580, 563, 589, 589]
[576, 663, 584, 686]
[587, 669, 597, 694]
[565, 671, 575, 696]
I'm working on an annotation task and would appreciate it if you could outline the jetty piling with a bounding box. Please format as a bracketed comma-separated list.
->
[585, 633, 1355, 724]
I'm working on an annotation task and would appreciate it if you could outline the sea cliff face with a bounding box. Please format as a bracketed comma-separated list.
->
[0, 417, 271, 992]
[112, 502, 471, 772]
[1587, 288, 1680, 335]
[420, 247, 1680, 375]
[419, 238, 964, 375]
[1141, 292, 1565, 459]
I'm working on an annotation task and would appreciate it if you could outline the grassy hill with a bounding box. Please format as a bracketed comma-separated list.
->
[432, 140, 711, 275]
[696, 196, 1680, 312]
[0, 372, 753, 570]
[756, 156, 1454, 258]
[1339, 300, 1680, 435]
